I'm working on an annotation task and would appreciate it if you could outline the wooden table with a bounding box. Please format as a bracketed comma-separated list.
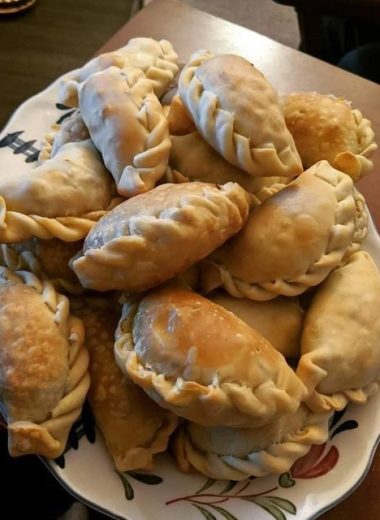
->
[98, 1, 380, 519]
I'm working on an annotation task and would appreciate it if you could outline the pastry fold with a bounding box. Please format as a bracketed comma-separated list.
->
[173, 405, 330, 480]
[178, 51, 302, 178]
[297, 251, 380, 412]
[0, 267, 90, 458]
[79, 67, 171, 198]
[0, 140, 119, 243]
[202, 161, 358, 300]
[72, 182, 251, 292]
[114, 287, 307, 428]
[283, 92, 377, 181]
[58, 37, 179, 106]
[71, 297, 178, 471]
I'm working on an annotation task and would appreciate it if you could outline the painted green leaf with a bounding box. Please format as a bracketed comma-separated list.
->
[127, 471, 163, 485]
[195, 478, 217, 494]
[267, 496, 297, 514]
[220, 480, 239, 494]
[244, 496, 286, 520]
[210, 504, 239, 520]
[115, 470, 134, 500]
[279, 472, 295, 488]
[193, 504, 217, 520]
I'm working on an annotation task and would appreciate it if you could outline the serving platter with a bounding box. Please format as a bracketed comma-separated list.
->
[1, 73, 380, 520]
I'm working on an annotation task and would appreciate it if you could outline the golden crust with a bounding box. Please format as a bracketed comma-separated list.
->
[283, 92, 377, 181]
[72, 297, 178, 471]
[114, 287, 307, 428]
[79, 67, 171, 198]
[179, 51, 302, 178]
[72, 182, 251, 292]
[167, 95, 196, 135]
[0, 268, 89, 458]
[173, 405, 330, 480]
[297, 251, 380, 413]
[202, 161, 357, 299]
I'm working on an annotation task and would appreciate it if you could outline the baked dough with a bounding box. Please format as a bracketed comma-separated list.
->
[297, 251, 380, 412]
[283, 92, 377, 181]
[0, 267, 89, 458]
[173, 405, 330, 480]
[79, 66, 171, 197]
[208, 292, 303, 358]
[39, 110, 90, 163]
[0, 239, 83, 294]
[168, 131, 291, 195]
[178, 51, 302, 177]
[167, 94, 196, 135]
[72, 182, 251, 292]
[71, 297, 178, 471]
[0, 140, 119, 243]
[202, 161, 357, 300]
[114, 286, 307, 428]
[58, 37, 179, 106]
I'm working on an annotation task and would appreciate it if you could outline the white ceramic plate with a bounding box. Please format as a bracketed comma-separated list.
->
[1, 76, 380, 520]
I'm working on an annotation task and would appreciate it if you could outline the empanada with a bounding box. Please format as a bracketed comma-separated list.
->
[0, 267, 90, 458]
[71, 297, 178, 471]
[178, 51, 302, 178]
[202, 161, 358, 300]
[58, 37, 179, 107]
[72, 182, 251, 292]
[168, 131, 290, 195]
[167, 94, 196, 135]
[0, 239, 83, 294]
[297, 251, 380, 412]
[0, 140, 119, 243]
[283, 92, 377, 181]
[114, 286, 307, 428]
[79, 66, 171, 197]
[173, 405, 330, 480]
[208, 292, 303, 358]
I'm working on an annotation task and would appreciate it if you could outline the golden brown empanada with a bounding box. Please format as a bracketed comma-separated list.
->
[0, 140, 119, 243]
[297, 251, 380, 412]
[283, 92, 377, 181]
[173, 405, 330, 480]
[59, 37, 179, 107]
[178, 51, 302, 178]
[114, 286, 307, 428]
[202, 161, 358, 300]
[0, 239, 83, 294]
[71, 297, 178, 471]
[208, 292, 303, 358]
[0, 267, 90, 458]
[167, 94, 196, 135]
[79, 66, 171, 198]
[72, 182, 251, 292]
[168, 131, 291, 195]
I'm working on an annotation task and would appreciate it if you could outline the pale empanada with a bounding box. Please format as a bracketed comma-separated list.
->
[39, 110, 90, 163]
[0, 140, 119, 243]
[0, 267, 90, 458]
[202, 161, 358, 300]
[79, 66, 171, 198]
[58, 37, 179, 107]
[168, 131, 291, 196]
[71, 297, 178, 471]
[173, 405, 330, 480]
[208, 292, 303, 359]
[72, 182, 251, 292]
[114, 286, 307, 428]
[0, 239, 83, 294]
[178, 51, 302, 178]
[283, 92, 377, 181]
[297, 251, 380, 412]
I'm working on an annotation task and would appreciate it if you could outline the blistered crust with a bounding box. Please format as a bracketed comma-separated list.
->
[178, 51, 302, 178]
[72, 182, 251, 292]
[0, 268, 89, 458]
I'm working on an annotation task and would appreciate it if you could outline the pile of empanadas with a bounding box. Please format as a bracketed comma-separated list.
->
[0, 37, 379, 482]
